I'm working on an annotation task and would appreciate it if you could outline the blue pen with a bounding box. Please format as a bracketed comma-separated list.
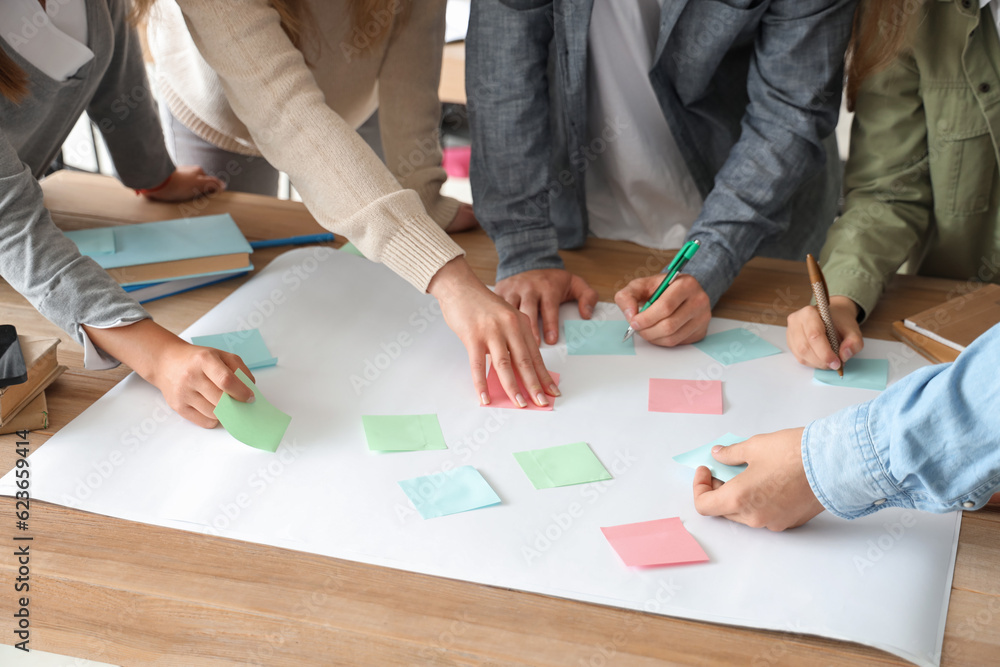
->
[250, 233, 336, 250]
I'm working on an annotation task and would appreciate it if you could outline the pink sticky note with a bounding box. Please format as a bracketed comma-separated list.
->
[601, 518, 709, 567]
[648, 378, 723, 415]
[484, 369, 560, 411]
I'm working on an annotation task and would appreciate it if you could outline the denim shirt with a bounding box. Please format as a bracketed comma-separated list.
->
[467, 0, 855, 303]
[803, 323, 1000, 519]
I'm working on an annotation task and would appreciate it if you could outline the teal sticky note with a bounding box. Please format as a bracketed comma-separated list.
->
[192, 329, 277, 370]
[673, 433, 747, 482]
[339, 242, 367, 258]
[815, 358, 889, 391]
[693, 328, 781, 365]
[68, 228, 116, 256]
[361, 414, 447, 452]
[513, 442, 613, 489]
[565, 320, 635, 355]
[213, 370, 291, 452]
[397, 466, 501, 519]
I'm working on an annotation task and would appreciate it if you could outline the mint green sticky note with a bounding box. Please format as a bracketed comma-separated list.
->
[339, 242, 367, 258]
[565, 320, 635, 355]
[693, 328, 781, 365]
[214, 369, 291, 452]
[673, 433, 747, 482]
[398, 466, 501, 519]
[361, 414, 447, 452]
[192, 329, 277, 370]
[67, 227, 116, 256]
[815, 358, 889, 391]
[514, 442, 612, 489]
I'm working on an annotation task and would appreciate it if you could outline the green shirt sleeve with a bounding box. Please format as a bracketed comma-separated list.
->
[820, 54, 934, 321]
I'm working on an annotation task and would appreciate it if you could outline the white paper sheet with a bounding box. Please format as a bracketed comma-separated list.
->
[0, 248, 958, 666]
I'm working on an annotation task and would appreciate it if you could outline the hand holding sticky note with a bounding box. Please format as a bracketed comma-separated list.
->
[673, 433, 747, 482]
[214, 369, 291, 452]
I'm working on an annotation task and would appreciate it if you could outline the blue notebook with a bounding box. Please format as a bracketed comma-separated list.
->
[64, 214, 252, 269]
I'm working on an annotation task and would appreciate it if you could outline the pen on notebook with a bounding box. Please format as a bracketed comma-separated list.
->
[250, 233, 336, 250]
[806, 253, 843, 377]
[622, 240, 700, 342]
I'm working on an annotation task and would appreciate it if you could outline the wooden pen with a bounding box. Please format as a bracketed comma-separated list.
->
[806, 254, 843, 377]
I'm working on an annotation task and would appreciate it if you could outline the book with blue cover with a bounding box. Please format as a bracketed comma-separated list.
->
[64, 214, 253, 286]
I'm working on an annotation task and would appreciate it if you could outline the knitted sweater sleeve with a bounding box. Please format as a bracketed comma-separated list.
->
[174, 0, 464, 291]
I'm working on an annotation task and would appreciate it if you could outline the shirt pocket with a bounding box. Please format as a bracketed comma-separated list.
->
[925, 91, 997, 216]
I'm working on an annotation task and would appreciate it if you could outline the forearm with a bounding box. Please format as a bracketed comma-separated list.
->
[802, 324, 1000, 519]
[684, 0, 854, 304]
[467, 0, 562, 279]
[82, 320, 182, 380]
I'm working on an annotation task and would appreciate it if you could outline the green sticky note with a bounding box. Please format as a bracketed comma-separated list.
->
[565, 320, 636, 355]
[214, 369, 291, 452]
[513, 442, 613, 489]
[68, 227, 116, 256]
[339, 242, 367, 258]
[192, 329, 277, 369]
[693, 328, 781, 365]
[815, 358, 889, 391]
[673, 433, 747, 482]
[361, 414, 448, 452]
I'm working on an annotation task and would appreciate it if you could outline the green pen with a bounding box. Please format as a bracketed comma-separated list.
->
[622, 239, 701, 342]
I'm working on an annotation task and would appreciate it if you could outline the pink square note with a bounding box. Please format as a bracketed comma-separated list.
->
[484, 369, 560, 411]
[601, 517, 709, 567]
[648, 378, 723, 415]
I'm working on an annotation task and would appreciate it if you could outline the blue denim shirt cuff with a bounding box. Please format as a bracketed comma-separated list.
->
[680, 241, 736, 308]
[801, 402, 914, 520]
[493, 225, 565, 283]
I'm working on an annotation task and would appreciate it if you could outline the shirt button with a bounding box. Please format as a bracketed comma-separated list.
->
[873, 498, 887, 506]
[963, 501, 975, 508]
[980, 83, 992, 93]
[963, 0, 972, 7]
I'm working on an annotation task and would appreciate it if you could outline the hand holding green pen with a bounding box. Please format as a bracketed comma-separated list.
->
[622, 240, 701, 342]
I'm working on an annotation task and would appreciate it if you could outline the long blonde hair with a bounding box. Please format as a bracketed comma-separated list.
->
[845, 0, 925, 111]
[0, 0, 403, 102]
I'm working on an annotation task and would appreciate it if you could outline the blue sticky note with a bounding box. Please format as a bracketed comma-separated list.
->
[693, 328, 781, 365]
[68, 228, 116, 256]
[673, 433, 747, 482]
[565, 320, 635, 356]
[815, 358, 889, 391]
[192, 329, 277, 369]
[397, 466, 501, 519]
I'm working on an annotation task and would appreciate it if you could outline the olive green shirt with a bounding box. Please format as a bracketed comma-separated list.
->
[822, 0, 1000, 319]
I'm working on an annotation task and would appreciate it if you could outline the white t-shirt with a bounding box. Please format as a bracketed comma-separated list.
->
[584, 0, 702, 250]
[0, 0, 92, 82]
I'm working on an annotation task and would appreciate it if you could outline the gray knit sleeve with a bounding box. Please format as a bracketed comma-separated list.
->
[0, 132, 150, 347]
[86, 0, 175, 189]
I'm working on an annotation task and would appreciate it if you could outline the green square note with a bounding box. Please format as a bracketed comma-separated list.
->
[514, 442, 612, 489]
[565, 320, 635, 355]
[362, 414, 448, 452]
[693, 328, 781, 365]
[815, 358, 889, 391]
[214, 370, 291, 452]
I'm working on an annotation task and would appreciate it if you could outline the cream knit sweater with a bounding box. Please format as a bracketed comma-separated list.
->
[148, 0, 463, 291]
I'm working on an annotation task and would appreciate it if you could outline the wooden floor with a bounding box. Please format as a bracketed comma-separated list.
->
[0, 172, 997, 665]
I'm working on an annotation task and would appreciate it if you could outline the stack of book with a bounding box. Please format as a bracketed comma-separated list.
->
[64, 214, 254, 303]
[893, 284, 1000, 363]
[0, 337, 65, 435]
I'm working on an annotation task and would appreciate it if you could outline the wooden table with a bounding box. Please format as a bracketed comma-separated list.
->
[1, 171, 997, 665]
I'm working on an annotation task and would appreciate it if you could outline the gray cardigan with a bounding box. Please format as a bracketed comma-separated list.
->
[0, 0, 173, 353]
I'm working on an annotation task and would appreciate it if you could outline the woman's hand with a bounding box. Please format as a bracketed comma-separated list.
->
[427, 257, 560, 407]
[83, 320, 254, 428]
[142, 166, 225, 203]
[786, 296, 864, 370]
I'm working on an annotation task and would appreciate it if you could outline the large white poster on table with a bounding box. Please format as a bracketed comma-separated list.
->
[1, 248, 958, 666]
